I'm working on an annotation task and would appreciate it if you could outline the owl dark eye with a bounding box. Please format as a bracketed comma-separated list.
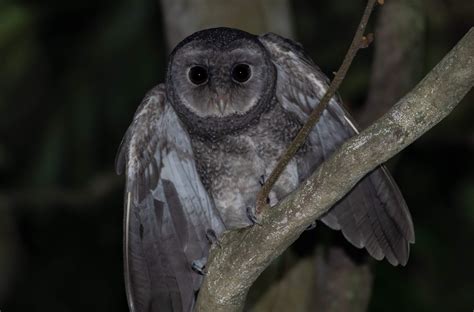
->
[188, 66, 208, 85]
[231, 64, 251, 83]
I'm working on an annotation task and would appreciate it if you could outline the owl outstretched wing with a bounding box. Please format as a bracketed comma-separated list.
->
[115, 84, 225, 312]
[259, 33, 415, 265]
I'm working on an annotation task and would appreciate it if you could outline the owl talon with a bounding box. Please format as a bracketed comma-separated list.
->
[246, 206, 262, 226]
[305, 221, 317, 231]
[191, 258, 207, 275]
[206, 229, 221, 248]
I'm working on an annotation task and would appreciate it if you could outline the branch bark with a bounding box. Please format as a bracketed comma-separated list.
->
[195, 28, 474, 312]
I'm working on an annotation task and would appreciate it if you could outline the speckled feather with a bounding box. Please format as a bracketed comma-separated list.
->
[191, 98, 303, 228]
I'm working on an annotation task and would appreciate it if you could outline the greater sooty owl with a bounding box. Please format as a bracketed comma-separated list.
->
[116, 27, 415, 312]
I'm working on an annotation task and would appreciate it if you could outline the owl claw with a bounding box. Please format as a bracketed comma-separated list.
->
[206, 229, 221, 248]
[191, 257, 207, 275]
[305, 221, 317, 231]
[246, 206, 262, 226]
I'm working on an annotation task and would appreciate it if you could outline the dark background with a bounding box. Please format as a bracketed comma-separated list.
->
[0, 0, 473, 311]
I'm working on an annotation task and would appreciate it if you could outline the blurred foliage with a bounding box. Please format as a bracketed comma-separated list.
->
[0, 0, 473, 311]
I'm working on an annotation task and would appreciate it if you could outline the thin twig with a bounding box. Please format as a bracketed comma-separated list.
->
[256, 0, 378, 213]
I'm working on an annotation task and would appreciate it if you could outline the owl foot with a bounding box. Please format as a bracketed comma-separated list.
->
[191, 257, 207, 275]
[305, 221, 317, 231]
[246, 206, 262, 226]
[206, 229, 221, 248]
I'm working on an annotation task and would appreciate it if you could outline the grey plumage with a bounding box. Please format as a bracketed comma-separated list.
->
[116, 27, 415, 312]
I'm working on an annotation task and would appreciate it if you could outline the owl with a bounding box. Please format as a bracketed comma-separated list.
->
[116, 27, 414, 312]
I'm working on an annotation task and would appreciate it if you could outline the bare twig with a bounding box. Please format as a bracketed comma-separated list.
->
[196, 28, 474, 312]
[256, 0, 378, 213]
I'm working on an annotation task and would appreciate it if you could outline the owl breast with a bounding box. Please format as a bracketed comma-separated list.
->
[191, 98, 304, 229]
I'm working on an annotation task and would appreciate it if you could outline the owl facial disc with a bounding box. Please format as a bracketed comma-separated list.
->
[166, 27, 276, 139]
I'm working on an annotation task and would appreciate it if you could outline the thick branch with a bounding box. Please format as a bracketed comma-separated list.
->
[195, 28, 474, 312]
[256, 0, 377, 212]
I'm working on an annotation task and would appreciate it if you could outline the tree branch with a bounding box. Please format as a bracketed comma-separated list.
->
[256, 0, 378, 213]
[195, 28, 474, 312]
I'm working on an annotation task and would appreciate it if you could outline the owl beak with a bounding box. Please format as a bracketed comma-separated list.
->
[217, 98, 227, 115]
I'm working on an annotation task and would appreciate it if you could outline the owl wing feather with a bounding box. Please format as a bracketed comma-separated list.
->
[259, 33, 415, 265]
[116, 84, 225, 312]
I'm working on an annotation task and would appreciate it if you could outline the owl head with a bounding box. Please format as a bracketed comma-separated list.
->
[166, 27, 276, 139]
